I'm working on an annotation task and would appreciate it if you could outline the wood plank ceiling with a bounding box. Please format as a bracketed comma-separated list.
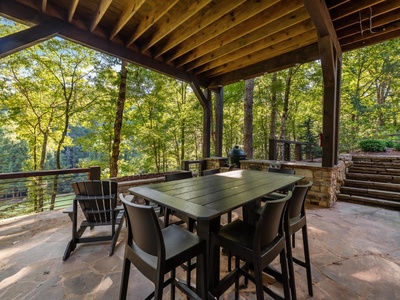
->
[1, 0, 400, 88]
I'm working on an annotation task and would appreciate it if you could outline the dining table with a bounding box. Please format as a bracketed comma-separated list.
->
[128, 169, 304, 296]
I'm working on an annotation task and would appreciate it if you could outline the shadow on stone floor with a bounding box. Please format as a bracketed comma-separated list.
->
[0, 202, 399, 299]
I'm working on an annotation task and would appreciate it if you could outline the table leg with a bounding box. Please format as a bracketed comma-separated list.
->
[196, 217, 221, 295]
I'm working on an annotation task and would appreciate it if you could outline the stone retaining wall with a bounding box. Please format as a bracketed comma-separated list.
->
[241, 159, 348, 207]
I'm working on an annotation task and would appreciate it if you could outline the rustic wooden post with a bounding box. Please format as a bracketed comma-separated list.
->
[295, 144, 302, 161]
[89, 166, 101, 180]
[269, 138, 277, 160]
[215, 87, 223, 157]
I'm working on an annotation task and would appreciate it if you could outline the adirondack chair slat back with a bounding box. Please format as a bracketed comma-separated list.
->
[72, 180, 118, 224]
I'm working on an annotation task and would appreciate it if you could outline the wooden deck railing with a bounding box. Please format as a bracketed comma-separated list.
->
[0, 167, 100, 219]
[268, 138, 309, 161]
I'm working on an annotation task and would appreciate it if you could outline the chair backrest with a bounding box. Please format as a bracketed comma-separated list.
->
[287, 181, 313, 221]
[202, 168, 221, 176]
[256, 191, 292, 248]
[72, 180, 118, 223]
[164, 171, 193, 182]
[268, 168, 296, 193]
[120, 194, 164, 259]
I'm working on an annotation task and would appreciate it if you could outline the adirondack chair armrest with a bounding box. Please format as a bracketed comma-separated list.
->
[63, 205, 74, 222]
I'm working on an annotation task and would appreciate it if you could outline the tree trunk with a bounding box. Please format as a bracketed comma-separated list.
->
[280, 68, 294, 140]
[110, 60, 128, 178]
[244, 78, 254, 158]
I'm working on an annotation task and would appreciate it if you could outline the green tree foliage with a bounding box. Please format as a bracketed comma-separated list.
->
[2, 16, 400, 180]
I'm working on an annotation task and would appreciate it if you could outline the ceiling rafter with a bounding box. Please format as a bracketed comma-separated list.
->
[41, 0, 47, 13]
[2, 0, 400, 88]
[192, 20, 315, 74]
[164, 0, 281, 63]
[109, 0, 146, 40]
[209, 43, 320, 87]
[141, 0, 212, 52]
[199, 29, 316, 78]
[68, 0, 79, 23]
[152, 0, 246, 58]
[90, 0, 113, 32]
[177, 5, 309, 69]
[126, 0, 179, 47]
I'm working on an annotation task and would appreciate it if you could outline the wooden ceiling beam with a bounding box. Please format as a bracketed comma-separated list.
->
[208, 43, 320, 88]
[333, 0, 400, 32]
[163, 0, 281, 62]
[90, 0, 113, 32]
[141, 0, 212, 52]
[0, 21, 66, 58]
[109, 0, 146, 40]
[340, 18, 400, 50]
[126, 0, 179, 46]
[42, 0, 47, 13]
[152, 0, 246, 58]
[180, 7, 311, 70]
[342, 28, 400, 52]
[329, 0, 384, 22]
[68, 0, 80, 23]
[193, 22, 315, 74]
[304, 0, 342, 54]
[201, 29, 316, 78]
[0, 0, 202, 86]
[338, 8, 400, 40]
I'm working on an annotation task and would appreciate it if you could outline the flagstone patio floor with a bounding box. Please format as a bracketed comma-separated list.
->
[0, 202, 399, 299]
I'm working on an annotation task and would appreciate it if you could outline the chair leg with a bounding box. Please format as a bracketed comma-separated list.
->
[63, 240, 74, 261]
[235, 257, 240, 300]
[286, 233, 297, 300]
[164, 209, 171, 227]
[119, 257, 132, 300]
[110, 216, 125, 256]
[292, 232, 295, 248]
[279, 248, 291, 300]
[154, 273, 164, 300]
[302, 225, 313, 296]
[253, 261, 264, 300]
[171, 269, 176, 300]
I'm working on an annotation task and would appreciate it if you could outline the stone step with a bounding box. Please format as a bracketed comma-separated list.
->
[346, 172, 400, 184]
[352, 155, 400, 163]
[340, 186, 400, 201]
[337, 193, 400, 209]
[349, 166, 400, 175]
[351, 161, 400, 168]
[344, 179, 400, 192]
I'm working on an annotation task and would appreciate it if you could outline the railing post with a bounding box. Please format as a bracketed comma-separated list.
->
[89, 166, 101, 180]
[295, 144, 302, 161]
[268, 138, 277, 160]
[284, 143, 291, 161]
[183, 161, 190, 171]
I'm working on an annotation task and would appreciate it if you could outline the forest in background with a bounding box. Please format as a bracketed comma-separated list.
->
[1, 17, 400, 178]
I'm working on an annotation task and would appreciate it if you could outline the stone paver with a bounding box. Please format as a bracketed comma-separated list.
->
[0, 202, 399, 299]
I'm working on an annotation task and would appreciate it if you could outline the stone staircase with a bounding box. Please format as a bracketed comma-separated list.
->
[337, 155, 400, 210]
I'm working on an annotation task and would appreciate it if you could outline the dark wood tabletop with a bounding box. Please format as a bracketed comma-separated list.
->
[129, 169, 303, 221]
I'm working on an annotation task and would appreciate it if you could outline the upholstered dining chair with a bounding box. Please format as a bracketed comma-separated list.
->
[211, 192, 292, 300]
[119, 194, 207, 300]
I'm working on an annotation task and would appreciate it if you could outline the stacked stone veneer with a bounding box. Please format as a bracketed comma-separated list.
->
[241, 159, 348, 207]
